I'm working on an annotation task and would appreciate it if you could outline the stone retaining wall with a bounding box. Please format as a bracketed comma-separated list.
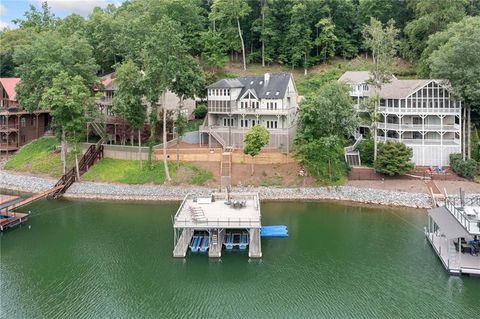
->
[0, 169, 433, 208]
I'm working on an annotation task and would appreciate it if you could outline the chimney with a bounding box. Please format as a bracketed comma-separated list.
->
[264, 73, 270, 84]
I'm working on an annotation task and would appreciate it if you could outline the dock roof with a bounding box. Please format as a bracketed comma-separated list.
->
[428, 206, 470, 239]
[174, 193, 261, 229]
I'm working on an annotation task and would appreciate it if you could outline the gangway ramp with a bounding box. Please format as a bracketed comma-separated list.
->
[173, 228, 194, 258]
[249, 228, 262, 258]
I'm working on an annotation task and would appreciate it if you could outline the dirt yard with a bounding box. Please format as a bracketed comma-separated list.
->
[188, 160, 316, 188]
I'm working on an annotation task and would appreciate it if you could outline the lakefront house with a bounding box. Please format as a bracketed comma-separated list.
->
[339, 71, 462, 167]
[0, 78, 51, 153]
[201, 73, 299, 153]
[94, 72, 197, 144]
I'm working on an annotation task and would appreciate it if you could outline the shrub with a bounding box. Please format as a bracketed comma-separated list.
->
[193, 104, 207, 119]
[358, 138, 374, 167]
[450, 153, 478, 178]
[295, 136, 348, 185]
[374, 141, 414, 176]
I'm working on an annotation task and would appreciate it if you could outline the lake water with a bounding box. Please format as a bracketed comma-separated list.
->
[1, 199, 478, 318]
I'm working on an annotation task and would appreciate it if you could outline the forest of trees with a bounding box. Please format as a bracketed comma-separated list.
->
[2, 0, 480, 77]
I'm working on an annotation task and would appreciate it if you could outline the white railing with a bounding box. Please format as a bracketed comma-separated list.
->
[377, 123, 460, 131]
[173, 217, 261, 228]
[376, 137, 460, 146]
[445, 197, 480, 234]
[378, 106, 461, 114]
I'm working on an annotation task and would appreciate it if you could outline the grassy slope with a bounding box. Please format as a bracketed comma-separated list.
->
[5, 138, 214, 185]
[4, 137, 74, 177]
[82, 158, 214, 185]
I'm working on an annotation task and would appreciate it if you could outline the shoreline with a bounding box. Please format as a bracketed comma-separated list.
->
[0, 169, 434, 209]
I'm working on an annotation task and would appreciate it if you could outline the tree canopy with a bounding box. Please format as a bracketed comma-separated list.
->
[296, 81, 357, 142]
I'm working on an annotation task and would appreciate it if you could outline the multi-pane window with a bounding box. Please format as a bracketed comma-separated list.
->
[223, 118, 234, 127]
[20, 117, 26, 127]
[240, 119, 249, 128]
[266, 120, 278, 129]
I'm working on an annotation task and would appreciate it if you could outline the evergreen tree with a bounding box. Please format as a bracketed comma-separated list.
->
[374, 141, 414, 176]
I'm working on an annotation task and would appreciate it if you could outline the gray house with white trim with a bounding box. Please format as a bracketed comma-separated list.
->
[200, 73, 298, 153]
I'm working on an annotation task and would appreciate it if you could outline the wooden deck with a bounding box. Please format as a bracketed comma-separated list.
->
[0, 195, 22, 210]
[0, 186, 63, 214]
[0, 212, 29, 231]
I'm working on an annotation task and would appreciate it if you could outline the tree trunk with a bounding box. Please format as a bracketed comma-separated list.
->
[162, 93, 171, 181]
[468, 105, 471, 160]
[61, 127, 67, 175]
[373, 99, 378, 162]
[237, 17, 247, 71]
[304, 50, 308, 76]
[463, 106, 466, 159]
[148, 104, 156, 168]
[138, 129, 143, 169]
[74, 152, 80, 181]
[261, 4, 265, 67]
[251, 156, 255, 175]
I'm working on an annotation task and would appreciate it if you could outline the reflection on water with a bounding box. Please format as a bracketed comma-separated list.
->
[0, 199, 478, 318]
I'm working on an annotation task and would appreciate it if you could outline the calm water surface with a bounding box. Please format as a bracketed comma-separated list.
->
[0, 199, 478, 318]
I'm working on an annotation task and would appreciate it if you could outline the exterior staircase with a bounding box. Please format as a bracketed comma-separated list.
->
[220, 151, 232, 191]
[344, 132, 363, 167]
[48, 140, 104, 199]
[210, 130, 228, 149]
[90, 121, 108, 141]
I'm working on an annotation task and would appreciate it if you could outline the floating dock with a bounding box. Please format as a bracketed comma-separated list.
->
[173, 192, 262, 258]
[425, 196, 480, 276]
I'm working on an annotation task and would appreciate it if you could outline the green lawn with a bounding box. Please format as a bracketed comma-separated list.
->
[82, 158, 214, 185]
[4, 137, 74, 177]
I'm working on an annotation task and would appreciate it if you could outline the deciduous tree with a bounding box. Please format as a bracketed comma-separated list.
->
[362, 17, 399, 161]
[113, 59, 146, 167]
[41, 72, 92, 177]
[244, 125, 270, 175]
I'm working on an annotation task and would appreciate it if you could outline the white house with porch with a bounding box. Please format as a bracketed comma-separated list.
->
[201, 73, 298, 153]
[339, 71, 462, 167]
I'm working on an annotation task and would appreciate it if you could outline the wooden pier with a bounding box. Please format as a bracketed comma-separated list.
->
[173, 192, 262, 259]
[0, 186, 64, 231]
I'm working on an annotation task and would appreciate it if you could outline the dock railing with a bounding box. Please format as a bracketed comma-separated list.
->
[445, 197, 480, 234]
[173, 217, 261, 228]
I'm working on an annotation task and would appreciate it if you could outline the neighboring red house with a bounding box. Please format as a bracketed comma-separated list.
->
[0, 78, 51, 153]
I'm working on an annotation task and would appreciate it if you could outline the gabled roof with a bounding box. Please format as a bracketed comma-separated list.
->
[208, 73, 293, 99]
[338, 71, 450, 99]
[338, 71, 370, 84]
[207, 78, 244, 89]
[0, 78, 21, 101]
[380, 79, 432, 99]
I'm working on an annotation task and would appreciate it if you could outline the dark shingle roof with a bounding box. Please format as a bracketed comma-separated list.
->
[208, 73, 292, 99]
[207, 78, 244, 89]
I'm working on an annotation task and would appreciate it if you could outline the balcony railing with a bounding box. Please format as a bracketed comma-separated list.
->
[95, 96, 113, 105]
[0, 142, 19, 150]
[378, 106, 461, 114]
[377, 122, 460, 131]
[376, 137, 460, 146]
[445, 197, 480, 234]
[0, 123, 19, 131]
